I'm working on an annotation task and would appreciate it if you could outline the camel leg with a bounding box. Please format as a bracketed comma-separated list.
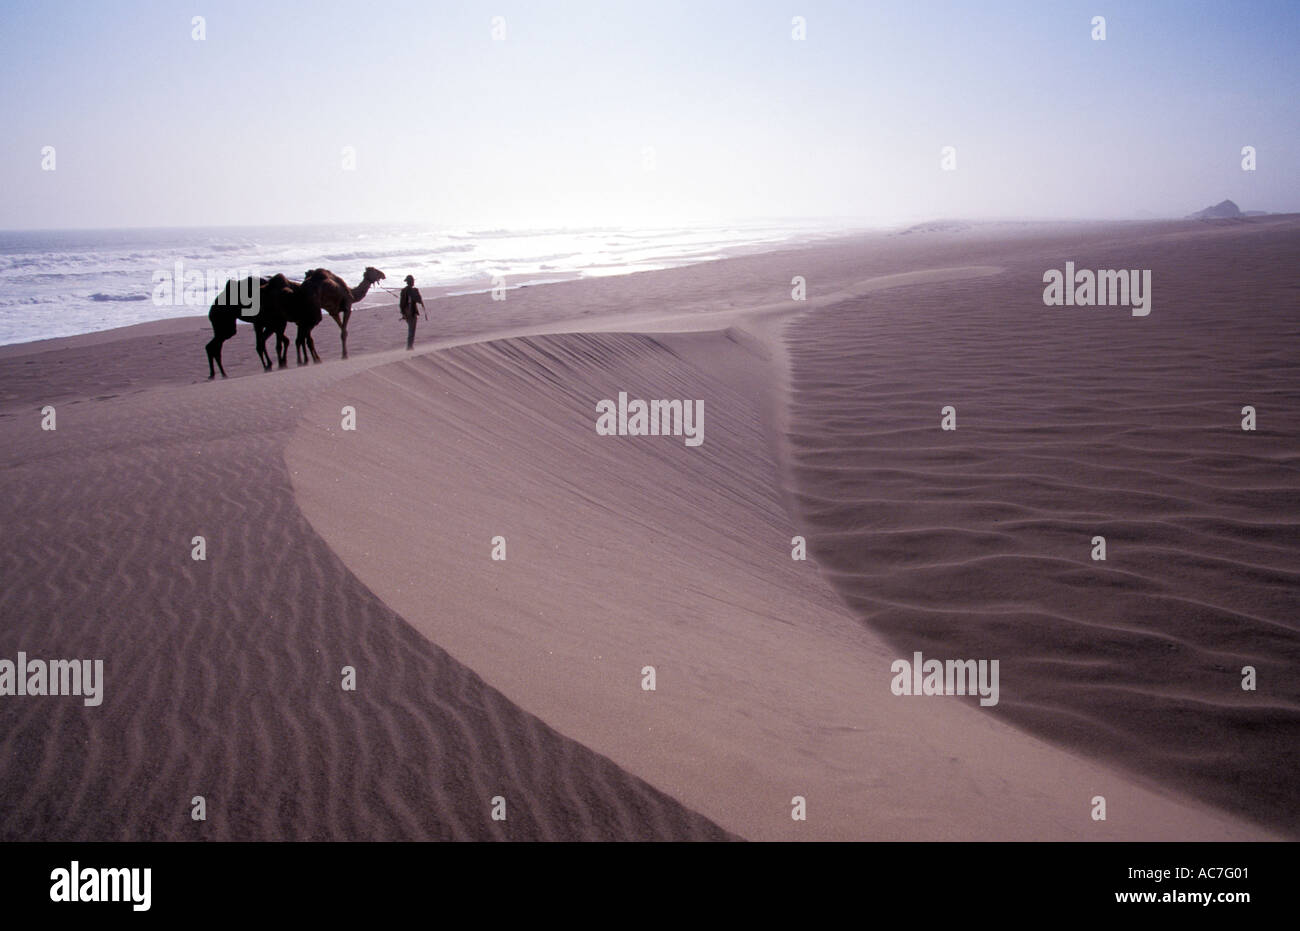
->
[205, 335, 227, 379]
[257, 333, 273, 370]
[338, 307, 351, 359]
[263, 323, 285, 370]
[307, 333, 320, 363]
[262, 326, 276, 370]
[253, 324, 271, 370]
[206, 308, 238, 379]
[276, 333, 289, 367]
[296, 325, 314, 365]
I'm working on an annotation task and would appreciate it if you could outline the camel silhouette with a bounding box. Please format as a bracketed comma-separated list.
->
[205, 267, 386, 376]
[286, 271, 325, 365]
[301, 267, 386, 359]
[206, 275, 297, 378]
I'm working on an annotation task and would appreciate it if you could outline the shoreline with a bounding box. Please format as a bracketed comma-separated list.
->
[5, 214, 1293, 356]
[0, 224, 861, 352]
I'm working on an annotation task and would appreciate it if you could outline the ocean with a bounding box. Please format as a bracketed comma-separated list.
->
[0, 221, 845, 346]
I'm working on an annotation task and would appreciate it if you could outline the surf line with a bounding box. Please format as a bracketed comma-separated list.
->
[890, 652, 999, 707]
[595, 391, 704, 447]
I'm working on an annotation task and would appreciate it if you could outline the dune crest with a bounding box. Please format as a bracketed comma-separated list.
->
[286, 311, 1275, 839]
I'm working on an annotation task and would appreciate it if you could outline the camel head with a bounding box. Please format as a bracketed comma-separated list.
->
[362, 266, 386, 284]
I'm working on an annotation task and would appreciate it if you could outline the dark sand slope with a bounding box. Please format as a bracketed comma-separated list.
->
[287, 319, 1274, 839]
[785, 226, 1300, 835]
[0, 357, 730, 840]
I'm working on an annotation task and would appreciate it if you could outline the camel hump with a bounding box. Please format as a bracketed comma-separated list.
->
[211, 276, 259, 312]
[301, 269, 344, 296]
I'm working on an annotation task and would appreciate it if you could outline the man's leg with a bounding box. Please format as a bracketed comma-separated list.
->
[407, 317, 416, 350]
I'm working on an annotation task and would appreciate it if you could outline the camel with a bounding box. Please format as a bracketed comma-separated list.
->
[206, 275, 299, 378]
[300, 266, 386, 359]
[285, 271, 325, 365]
[251, 271, 323, 368]
[262, 273, 326, 368]
[205, 266, 385, 376]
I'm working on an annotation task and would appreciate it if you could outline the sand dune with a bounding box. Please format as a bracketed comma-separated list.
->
[783, 224, 1300, 835]
[287, 229, 1293, 837]
[0, 341, 729, 840]
[2, 218, 1295, 840]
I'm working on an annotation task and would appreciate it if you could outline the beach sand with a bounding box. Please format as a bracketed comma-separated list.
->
[1, 218, 1296, 839]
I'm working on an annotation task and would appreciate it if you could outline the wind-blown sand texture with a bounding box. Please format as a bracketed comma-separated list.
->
[1, 218, 1296, 840]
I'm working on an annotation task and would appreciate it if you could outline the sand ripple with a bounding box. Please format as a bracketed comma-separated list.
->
[0, 367, 730, 840]
[784, 229, 1300, 834]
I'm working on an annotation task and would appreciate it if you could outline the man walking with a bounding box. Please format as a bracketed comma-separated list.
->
[399, 274, 425, 350]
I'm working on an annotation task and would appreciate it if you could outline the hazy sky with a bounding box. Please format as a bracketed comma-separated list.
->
[1, 0, 1297, 230]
